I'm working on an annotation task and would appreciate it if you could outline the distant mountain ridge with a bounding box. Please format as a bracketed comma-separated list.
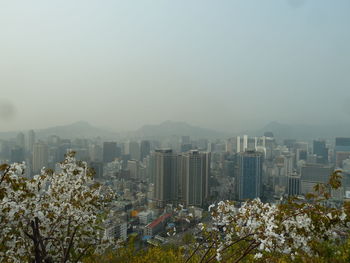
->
[132, 121, 230, 139]
[0, 121, 119, 140]
[250, 121, 350, 140]
[1, 120, 350, 141]
[0, 121, 229, 140]
[35, 121, 119, 139]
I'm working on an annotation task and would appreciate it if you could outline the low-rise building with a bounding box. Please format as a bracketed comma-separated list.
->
[144, 213, 171, 236]
[105, 219, 127, 241]
[138, 210, 154, 225]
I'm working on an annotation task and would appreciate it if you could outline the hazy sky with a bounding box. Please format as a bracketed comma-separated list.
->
[1, 0, 350, 132]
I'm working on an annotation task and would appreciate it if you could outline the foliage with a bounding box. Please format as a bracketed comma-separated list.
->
[85, 238, 184, 263]
[0, 152, 114, 263]
[184, 170, 350, 262]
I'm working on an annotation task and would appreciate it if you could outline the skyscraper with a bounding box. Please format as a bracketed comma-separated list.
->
[32, 142, 48, 174]
[182, 150, 210, 207]
[237, 151, 263, 200]
[335, 138, 350, 167]
[287, 171, 301, 196]
[313, 140, 328, 164]
[27, 130, 35, 153]
[140, 140, 151, 161]
[153, 149, 180, 207]
[103, 142, 117, 163]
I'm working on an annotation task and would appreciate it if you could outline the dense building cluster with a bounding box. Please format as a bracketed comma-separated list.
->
[1, 130, 350, 244]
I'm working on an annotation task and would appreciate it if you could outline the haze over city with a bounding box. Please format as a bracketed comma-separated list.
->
[3, 1, 350, 262]
[1, 0, 350, 133]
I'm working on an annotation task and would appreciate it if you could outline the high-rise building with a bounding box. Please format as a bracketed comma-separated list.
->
[103, 142, 117, 163]
[27, 130, 36, 153]
[313, 140, 328, 164]
[273, 153, 294, 189]
[300, 164, 333, 194]
[182, 150, 210, 207]
[295, 142, 309, 162]
[153, 149, 180, 207]
[287, 172, 301, 196]
[127, 160, 139, 179]
[32, 142, 48, 174]
[237, 151, 263, 200]
[140, 140, 151, 161]
[335, 138, 350, 168]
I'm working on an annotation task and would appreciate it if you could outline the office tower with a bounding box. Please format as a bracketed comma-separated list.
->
[127, 160, 139, 179]
[153, 149, 179, 207]
[237, 151, 263, 200]
[295, 142, 308, 161]
[335, 138, 350, 149]
[140, 140, 151, 161]
[335, 138, 350, 168]
[27, 130, 36, 152]
[256, 136, 266, 148]
[247, 137, 257, 151]
[287, 172, 301, 196]
[182, 150, 210, 207]
[32, 142, 48, 174]
[232, 135, 253, 153]
[300, 164, 333, 194]
[313, 140, 328, 164]
[243, 135, 248, 152]
[273, 153, 294, 189]
[16, 132, 25, 149]
[264, 136, 276, 161]
[103, 142, 117, 163]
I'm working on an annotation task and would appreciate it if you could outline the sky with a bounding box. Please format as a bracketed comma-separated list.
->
[0, 0, 350, 132]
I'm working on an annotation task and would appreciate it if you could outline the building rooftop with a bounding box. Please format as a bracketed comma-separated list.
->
[146, 213, 171, 229]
